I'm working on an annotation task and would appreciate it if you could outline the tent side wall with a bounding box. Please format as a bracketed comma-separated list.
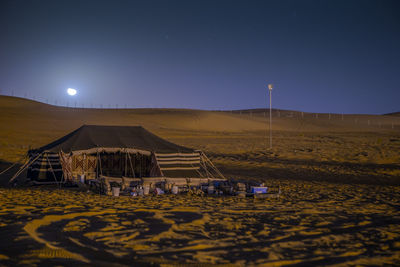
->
[27, 152, 63, 184]
[155, 152, 202, 178]
[26, 151, 222, 184]
[58, 151, 158, 183]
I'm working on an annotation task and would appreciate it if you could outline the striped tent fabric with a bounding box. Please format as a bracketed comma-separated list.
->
[27, 152, 63, 184]
[156, 152, 201, 171]
[24, 125, 220, 184]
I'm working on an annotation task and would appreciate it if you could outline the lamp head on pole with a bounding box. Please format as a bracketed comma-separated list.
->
[268, 84, 273, 91]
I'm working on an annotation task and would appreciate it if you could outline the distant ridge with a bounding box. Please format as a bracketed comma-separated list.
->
[385, 112, 400, 117]
[1, 95, 397, 116]
[222, 108, 299, 113]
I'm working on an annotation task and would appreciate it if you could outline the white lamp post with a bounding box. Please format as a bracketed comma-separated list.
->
[267, 84, 273, 149]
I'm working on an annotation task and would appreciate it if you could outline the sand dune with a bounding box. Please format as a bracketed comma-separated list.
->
[1, 96, 399, 163]
[0, 95, 400, 265]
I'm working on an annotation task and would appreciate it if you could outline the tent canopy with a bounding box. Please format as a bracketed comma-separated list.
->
[14, 125, 225, 185]
[30, 125, 195, 154]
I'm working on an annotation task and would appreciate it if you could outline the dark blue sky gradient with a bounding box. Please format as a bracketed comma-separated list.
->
[0, 0, 399, 113]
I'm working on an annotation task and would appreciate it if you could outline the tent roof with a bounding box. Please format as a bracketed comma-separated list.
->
[31, 125, 195, 154]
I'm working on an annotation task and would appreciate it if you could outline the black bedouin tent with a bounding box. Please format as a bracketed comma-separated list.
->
[11, 125, 224, 185]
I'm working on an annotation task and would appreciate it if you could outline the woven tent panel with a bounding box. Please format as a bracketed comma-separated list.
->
[30, 125, 195, 154]
[26, 125, 211, 181]
[27, 153, 64, 183]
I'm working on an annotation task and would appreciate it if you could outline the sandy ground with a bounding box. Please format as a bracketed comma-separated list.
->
[0, 184, 399, 266]
[0, 96, 400, 265]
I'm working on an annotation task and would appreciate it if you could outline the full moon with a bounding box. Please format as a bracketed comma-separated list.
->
[67, 88, 77, 96]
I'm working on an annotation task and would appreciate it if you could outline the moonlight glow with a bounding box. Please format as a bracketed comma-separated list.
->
[67, 88, 77, 96]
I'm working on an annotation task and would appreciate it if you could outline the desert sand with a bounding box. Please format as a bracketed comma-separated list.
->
[0, 95, 399, 265]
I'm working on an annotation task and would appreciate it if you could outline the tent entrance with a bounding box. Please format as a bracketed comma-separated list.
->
[98, 152, 151, 178]
[59, 151, 154, 183]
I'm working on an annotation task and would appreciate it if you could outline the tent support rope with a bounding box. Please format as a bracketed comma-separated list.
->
[9, 153, 42, 184]
[0, 162, 18, 176]
[199, 154, 213, 178]
[200, 151, 226, 180]
[0, 153, 28, 175]
[190, 161, 204, 178]
[46, 154, 60, 188]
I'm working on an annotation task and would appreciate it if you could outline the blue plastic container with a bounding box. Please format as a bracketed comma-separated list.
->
[250, 187, 268, 194]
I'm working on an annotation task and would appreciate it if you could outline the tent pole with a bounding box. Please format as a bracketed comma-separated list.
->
[59, 152, 72, 184]
[46, 153, 60, 188]
[127, 152, 135, 178]
[139, 154, 142, 178]
[125, 150, 127, 177]
[133, 153, 136, 177]
[96, 149, 101, 195]
[59, 152, 72, 183]
[98, 151, 103, 176]
[96, 150, 98, 179]
[152, 152, 163, 177]
[58, 152, 64, 185]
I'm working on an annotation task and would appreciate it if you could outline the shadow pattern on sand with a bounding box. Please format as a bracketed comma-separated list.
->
[0, 183, 399, 266]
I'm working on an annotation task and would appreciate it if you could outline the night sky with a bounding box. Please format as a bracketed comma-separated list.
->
[1, 0, 399, 114]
